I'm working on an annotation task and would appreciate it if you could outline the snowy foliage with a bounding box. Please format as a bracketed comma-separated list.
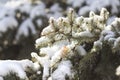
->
[31, 8, 120, 80]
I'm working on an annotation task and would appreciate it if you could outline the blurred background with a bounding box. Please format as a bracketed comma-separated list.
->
[0, 0, 119, 60]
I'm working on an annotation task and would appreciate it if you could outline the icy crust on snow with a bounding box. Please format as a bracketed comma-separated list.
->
[0, 59, 34, 80]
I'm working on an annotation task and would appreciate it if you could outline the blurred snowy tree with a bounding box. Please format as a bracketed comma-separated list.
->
[0, 0, 48, 59]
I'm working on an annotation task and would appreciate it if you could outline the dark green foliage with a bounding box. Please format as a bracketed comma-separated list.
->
[3, 74, 24, 80]
[78, 49, 101, 80]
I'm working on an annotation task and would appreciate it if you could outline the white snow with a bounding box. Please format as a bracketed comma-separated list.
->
[31, 52, 50, 80]
[0, 0, 48, 40]
[0, 17, 18, 32]
[104, 34, 115, 41]
[76, 45, 86, 56]
[52, 60, 73, 80]
[0, 7, 15, 19]
[78, 6, 90, 16]
[50, 3, 62, 12]
[4, 0, 28, 8]
[36, 19, 42, 27]
[78, 0, 120, 16]
[35, 36, 52, 48]
[40, 45, 59, 57]
[94, 41, 102, 50]
[110, 0, 120, 14]
[33, 62, 41, 71]
[75, 31, 94, 38]
[0, 59, 34, 79]
[113, 37, 120, 49]
[116, 65, 120, 76]
[50, 47, 66, 67]
[107, 16, 116, 25]
[30, 3, 46, 19]
[0, 77, 3, 80]
[67, 0, 85, 8]
[0, 0, 9, 4]
[16, 18, 36, 40]
[41, 25, 54, 36]
[47, 3, 63, 19]
[47, 12, 63, 19]
[17, 3, 32, 14]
